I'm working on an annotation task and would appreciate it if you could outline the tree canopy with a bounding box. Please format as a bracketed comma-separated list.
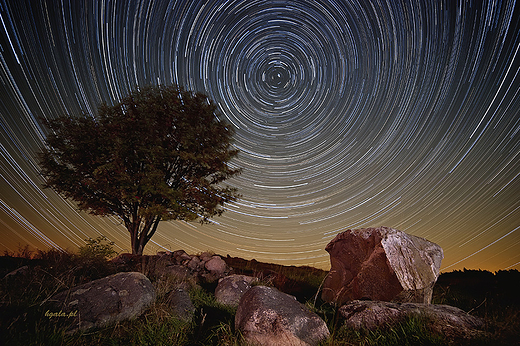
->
[39, 85, 241, 255]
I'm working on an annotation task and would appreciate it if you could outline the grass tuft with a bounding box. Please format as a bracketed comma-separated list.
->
[320, 315, 445, 346]
[1, 248, 518, 345]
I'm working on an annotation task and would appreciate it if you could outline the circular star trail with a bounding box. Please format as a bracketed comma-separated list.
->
[0, 0, 519, 271]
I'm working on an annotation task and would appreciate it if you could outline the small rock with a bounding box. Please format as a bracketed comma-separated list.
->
[111, 253, 138, 265]
[166, 284, 195, 322]
[215, 275, 257, 307]
[235, 286, 330, 346]
[163, 265, 190, 280]
[201, 256, 229, 282]
[173, 250, 192, 264]
[199, 252, 213, 262]
[205, 256, 227, 274]
[187, 256, 201, 270]
[3, 265, 28, 279]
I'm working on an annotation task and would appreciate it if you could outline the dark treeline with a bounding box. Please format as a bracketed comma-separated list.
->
[433, 268, 520, 318]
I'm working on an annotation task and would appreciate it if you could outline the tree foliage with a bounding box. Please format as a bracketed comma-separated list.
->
[39, 85, 241, 255]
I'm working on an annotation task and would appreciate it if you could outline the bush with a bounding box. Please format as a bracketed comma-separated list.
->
[78, 236, 117, 260]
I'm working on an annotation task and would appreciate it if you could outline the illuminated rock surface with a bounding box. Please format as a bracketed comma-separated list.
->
[322, 226, 443, 305]
[236, 286, 329, 346]
[215, 274, 258, 307]
[49, 272, 155, 332]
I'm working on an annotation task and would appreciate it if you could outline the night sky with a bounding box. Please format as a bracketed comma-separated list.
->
[1, 0, 519, 271]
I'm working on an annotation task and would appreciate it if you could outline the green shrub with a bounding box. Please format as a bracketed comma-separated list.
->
[78, 236, 117, 260]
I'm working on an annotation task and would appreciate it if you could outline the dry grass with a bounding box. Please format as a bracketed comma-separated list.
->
[1, 247, 518, 345]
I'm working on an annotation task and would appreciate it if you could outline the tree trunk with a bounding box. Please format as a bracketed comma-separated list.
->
[130, 226, 140, 255]
[132, 240, 143, 255]
[129, 219, 141, 255]
[129, 216, 157, 255]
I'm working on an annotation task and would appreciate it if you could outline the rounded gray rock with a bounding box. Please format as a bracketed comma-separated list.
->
[215, 274, 257, 307]
[339, 300, 484, 340]
[235, 286, 330, 346]
[204, 256, 227, 274]
[48, 272, 155, 332]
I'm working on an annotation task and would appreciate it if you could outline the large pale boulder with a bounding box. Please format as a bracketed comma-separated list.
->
[322, 227, 443, 305]
[48, 272, 155, 332]
[339, 300, 484, 340]
[235, 286, 330, 346]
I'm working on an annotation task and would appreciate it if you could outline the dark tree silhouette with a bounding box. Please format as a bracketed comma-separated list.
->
[39, 85, 241, 255]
